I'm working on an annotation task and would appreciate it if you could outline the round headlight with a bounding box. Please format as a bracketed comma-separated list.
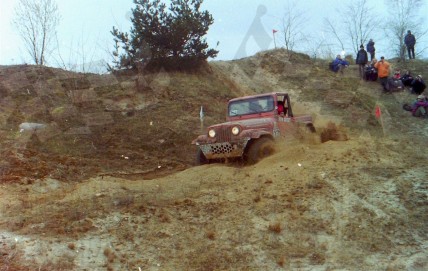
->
[208, 129, 216, 138]
[231, 126, 240, 135]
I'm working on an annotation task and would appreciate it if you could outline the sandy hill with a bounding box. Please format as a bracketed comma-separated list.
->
[0, 49, 427, 270]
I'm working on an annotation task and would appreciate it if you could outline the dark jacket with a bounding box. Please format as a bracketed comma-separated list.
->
[356, 49, 368, 64]
[366, 40, 375, 53]
[411, 79, 426, 95]
[405, 33, 416, 47]
[400, 74, 414, 86]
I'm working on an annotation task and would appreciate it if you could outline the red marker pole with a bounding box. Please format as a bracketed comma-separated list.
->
[375, 105, 385, 136]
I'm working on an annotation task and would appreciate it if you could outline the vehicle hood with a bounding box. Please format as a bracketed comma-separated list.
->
[208, 117, 274, 129]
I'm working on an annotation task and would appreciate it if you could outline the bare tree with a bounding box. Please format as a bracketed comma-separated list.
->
[384, 0, 427, 61]
[343, 0, 379, 54]
[303, 33, 335, 60]
[13, 0, 60, 65]
[324, 0, 380, 56]
[323, 18, 345, 52]
[280, 0, 307, 60]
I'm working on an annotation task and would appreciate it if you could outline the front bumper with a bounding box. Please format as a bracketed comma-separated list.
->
[198, 139, 250, 159]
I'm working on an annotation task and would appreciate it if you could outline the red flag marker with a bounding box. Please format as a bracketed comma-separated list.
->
[375, 105, 381, 118]
[272, 29, 278, 48]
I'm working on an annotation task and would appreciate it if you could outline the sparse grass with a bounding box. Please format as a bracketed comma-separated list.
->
[1, 51, 427, 270]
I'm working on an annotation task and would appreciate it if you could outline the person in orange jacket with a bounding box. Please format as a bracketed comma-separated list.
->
[374, 56, 390, 92]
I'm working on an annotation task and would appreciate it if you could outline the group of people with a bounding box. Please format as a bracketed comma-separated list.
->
[328, 30, 426, 118]
[361, 55, 426, 95]
[331, 30, 417, 78]
[362, 30, 416, 61]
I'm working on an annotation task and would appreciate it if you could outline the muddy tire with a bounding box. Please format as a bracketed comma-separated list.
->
[403, 103, 412, 111]
[196, 148, 209, 165]
[245, 137, 275, 165]
[306, 123, 316, 133]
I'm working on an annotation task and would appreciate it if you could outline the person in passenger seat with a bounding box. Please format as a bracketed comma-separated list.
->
[277, 101, 287, 116]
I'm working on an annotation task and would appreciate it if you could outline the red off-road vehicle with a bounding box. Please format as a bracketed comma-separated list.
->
[192, 92, 315, 164]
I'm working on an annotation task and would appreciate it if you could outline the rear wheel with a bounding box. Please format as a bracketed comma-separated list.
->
[245, 137, 275, 165]
[196, 148, 209, 165]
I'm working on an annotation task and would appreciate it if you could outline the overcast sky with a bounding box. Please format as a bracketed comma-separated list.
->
[0, 0, 427, 71]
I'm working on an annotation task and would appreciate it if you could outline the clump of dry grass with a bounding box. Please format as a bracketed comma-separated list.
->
[157, 210, 171, 223]
[104, 247, 116, 263]
[268, 222, 282, 233]
[320, 122, 348, 143]
[277, 255, 286, 267]
[67, 243, 76, 250]
[205, 230, 216, 240]
[309, 252, 326, 265]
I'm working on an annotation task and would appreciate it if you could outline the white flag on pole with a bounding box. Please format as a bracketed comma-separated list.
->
[200, 106, 204, 120]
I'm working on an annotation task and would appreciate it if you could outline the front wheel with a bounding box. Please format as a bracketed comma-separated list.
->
[245, 137, 275, 165]
[196, 148, 209, 165]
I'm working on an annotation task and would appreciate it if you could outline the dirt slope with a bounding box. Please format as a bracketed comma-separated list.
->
[0, 49, 427, 270]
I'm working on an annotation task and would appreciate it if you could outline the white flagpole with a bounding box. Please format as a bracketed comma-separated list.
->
[273, 30, 277, 49]
[200, 106, 204, 133]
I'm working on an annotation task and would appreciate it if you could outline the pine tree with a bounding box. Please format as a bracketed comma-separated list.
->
[111, 0, 218, 71]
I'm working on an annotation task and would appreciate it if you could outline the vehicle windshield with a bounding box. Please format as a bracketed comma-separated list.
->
[228, 96, 275, 117]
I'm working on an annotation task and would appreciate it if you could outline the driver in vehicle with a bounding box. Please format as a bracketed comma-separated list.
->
[249, 100, 263, 112]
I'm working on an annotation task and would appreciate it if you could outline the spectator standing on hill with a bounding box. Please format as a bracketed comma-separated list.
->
[404, 30, 416, 59]
[331, 55, 349, 74]
[410, 75, 426, 95]
[366, 39, 375, 61]
[356, 45, 368, 79]
[374, 56, 390, 92]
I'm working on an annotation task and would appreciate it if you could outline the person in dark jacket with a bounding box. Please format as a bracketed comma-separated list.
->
[364, 58, 378, 81]
[356, 45, 368, 79]
[366, 39, 375, 61]
[404, 30, 416, 59]
[400, 70, 414, 86]
[410, 75, 426, 95]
